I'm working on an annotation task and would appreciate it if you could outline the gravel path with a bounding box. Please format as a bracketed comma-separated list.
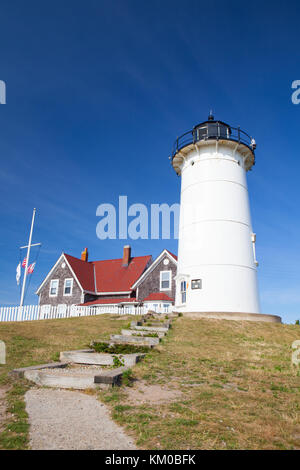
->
[25, 388, 137, 450]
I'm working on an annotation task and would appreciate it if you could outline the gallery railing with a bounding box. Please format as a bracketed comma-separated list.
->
[171, 122, 254, 159]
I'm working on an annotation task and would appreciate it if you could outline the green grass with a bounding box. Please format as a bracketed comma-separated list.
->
[91, 342, 150, 354]
[0, 381, 31, 449]
[99, 318, 300, 450]
[1, 314, 299, 450]
[133, 332, 159, 338]
[0, 314, 135, 450]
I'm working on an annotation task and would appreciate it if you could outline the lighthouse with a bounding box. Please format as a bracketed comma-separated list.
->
[171, 113, 261, 316]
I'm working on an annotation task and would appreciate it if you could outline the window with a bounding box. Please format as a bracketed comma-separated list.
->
[160, 271, 171, 290]
[180, 281, 186, 304]
[49, 279, 59, 297]
[64, 278, 73, 296]
[191, 279, 202, 290]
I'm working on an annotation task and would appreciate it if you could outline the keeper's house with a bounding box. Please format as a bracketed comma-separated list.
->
[36, 246, 177, 313]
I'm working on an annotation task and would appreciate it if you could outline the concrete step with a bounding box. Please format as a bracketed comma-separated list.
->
[144, 313, 177, 319]
[130, 324, 169, 333]
[142, 317, 171, 325]
[121, 329, 166, 338]
[109, 334, 159, 347]
[144, 322, 171, 328]
[10, 361, 68, 378]
[131, 321, 170, 329]
[23, 364, 129, 390]
[60, 349, 145, 366]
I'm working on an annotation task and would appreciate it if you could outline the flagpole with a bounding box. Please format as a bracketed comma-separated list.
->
[20, 208, 36, 309]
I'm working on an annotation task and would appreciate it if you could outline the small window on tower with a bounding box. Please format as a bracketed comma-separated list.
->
[191, 279, 202, 290]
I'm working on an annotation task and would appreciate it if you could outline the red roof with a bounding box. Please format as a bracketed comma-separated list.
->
[93, 255, 151, 293]
[80, 298, 138, 306]
[143, 292, 174, 302]
[166, 250, 177, 261]
[64, 254, 95, 292]
[64, 253, 151, 294]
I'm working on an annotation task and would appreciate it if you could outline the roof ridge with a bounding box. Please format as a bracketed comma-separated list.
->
[64, 253, 152, 264]
[91, 254, 151, 264]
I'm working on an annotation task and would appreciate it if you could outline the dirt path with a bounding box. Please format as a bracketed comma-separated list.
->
[25, 388, 137, 450]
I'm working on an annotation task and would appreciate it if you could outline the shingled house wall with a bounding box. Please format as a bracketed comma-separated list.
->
[137, 256, 177, 302]
[38, 261, 82, 306]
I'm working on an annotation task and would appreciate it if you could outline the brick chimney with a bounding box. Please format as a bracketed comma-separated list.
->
[81, 247, 88, 262]
[122, 245, 131, 266]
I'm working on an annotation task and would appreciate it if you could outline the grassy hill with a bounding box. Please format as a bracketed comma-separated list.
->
[0, 315, 299, 449]
[100, 316, 300, 450]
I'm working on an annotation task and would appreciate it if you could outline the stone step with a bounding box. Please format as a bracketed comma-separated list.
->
[60, 349, 145, 367]
[121, 329, 166, 338]
[23, 365, 129, 390]
[130, 324, 169, 333]
[109, 334, 159, 347]
[144, 322, 171, 328]
[94, 367, 127, 386]
[10, 362, 69, 378]
[131, 321, 170, 329]
[144, 313, 177, 319]
[142, 316, 171, 324]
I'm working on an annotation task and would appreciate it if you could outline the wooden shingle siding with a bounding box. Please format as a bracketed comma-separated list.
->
[38, 261, 82, 306]
[137, 257, 177, 302]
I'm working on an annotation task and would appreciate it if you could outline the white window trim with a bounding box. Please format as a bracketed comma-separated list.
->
[160, 270, 172, 291]
[63, 278, 73, 297]
[49, 279, 59, 297]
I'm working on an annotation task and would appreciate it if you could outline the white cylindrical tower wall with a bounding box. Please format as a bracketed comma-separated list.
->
[174, 140, 260, 314]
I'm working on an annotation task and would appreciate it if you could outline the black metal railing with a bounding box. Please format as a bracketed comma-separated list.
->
[171, 122, 254, 159]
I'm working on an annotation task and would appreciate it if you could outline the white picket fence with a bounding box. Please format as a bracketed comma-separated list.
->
[0, 303, 172, 322]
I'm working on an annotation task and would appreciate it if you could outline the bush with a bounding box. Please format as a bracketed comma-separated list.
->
[91, 342, 149, 354]
[112, 355, 124, 368]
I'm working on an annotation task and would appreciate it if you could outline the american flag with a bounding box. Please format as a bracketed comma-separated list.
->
[22, 257, 27, 268]
[27, 262, 36, 274]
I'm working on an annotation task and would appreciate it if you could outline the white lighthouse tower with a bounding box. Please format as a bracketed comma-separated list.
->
[172, 113, 262, 317]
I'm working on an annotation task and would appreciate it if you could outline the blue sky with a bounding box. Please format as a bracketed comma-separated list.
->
[0, 0, 299, 323]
